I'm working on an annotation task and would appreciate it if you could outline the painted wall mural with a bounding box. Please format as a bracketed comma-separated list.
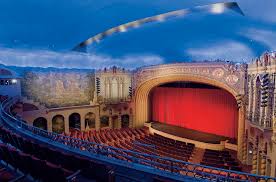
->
[21, 70, 95, 108]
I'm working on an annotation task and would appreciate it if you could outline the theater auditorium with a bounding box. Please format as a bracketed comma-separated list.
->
[1, 1, 276, 182]
[0, 52, 275, 181]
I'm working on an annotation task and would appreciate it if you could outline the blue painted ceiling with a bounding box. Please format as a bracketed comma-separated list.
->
[0, 0, 275, 69]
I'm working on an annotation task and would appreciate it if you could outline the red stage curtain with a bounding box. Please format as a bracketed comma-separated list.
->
[151, 87, 238, 138]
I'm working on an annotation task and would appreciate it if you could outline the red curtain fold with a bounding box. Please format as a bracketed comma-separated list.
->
[151, 87, 238, 138]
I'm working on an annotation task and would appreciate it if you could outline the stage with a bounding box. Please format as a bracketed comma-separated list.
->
[145, 122, 237, 151]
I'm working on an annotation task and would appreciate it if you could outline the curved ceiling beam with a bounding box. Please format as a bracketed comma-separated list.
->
[73, 2, 244, 51]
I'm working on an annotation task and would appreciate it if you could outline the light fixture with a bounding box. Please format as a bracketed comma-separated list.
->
[118, 26, 127, 32]
[211, 4, 225, 14]
[11, 79, 17, 84]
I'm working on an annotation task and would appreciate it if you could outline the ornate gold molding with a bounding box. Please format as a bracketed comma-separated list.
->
[133, 62, 246, 96]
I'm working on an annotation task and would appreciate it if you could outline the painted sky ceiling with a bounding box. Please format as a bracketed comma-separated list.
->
[0, 0, 275, 69]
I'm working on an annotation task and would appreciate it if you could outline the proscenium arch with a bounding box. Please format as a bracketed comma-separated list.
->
[133, 73, 246, 160]
[133, 74, 239, 127]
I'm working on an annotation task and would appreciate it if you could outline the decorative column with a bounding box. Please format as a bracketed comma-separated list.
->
[252, 80, 257, 122]
[81, 114, 85, 131]
[95, 114, 100, 131]
[109, 117, 113, 129]
[242, 132, 248, 163]
[260, 106, 265, 126]
[129, 108, 133, 128]
[118, 114, 122, 129]
[46, 116, 52, 132]
[105, 79, 108, 99]
[64, 115, 69, 134]
[271, 120, 276, 177]
[122, 79, 125, 100]
[109, 79, 112, 99]
[251, 146, 258, 174]
[248, 77, 253, 120]
[260, 153, 267, 176]
[271, 142, 276, 177]
[109, 108, 113, 129]
[237, 103, 246, 161]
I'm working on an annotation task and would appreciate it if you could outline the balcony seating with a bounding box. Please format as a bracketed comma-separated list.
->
[0, 162, 23, 182]
[0, 144, 77, 182]
[0, 95, 8, 103]
[201, 149, 242, 172]
[0, 98, 255, 181]
[67, 127, 195, 166]
[0, 126, 117, 181]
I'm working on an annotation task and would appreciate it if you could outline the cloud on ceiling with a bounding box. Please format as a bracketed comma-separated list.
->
[242, 28, 276, 51]
[186, 40, 255, 62]
[0, 48, 164, 69]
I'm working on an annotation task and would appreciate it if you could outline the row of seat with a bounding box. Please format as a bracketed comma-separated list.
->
[0, 95, 8, 103]
[68, 126, 195, 163]
[0, 142, 78, 182]
[0, 95, 257, 181]
[0, 126, 112, 181]
[68, 127, 149, 145]
[201, 149, 242, 172]
[0, 162, 23, 182]
[194, 166, 247, 180]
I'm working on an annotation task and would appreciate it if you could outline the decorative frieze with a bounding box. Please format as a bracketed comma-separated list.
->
[133, 62, 246, 95]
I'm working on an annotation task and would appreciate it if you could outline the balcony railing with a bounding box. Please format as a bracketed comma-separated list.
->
[1, 97, 276, 182]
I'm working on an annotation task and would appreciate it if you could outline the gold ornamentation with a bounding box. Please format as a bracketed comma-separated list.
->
[212, 68, 225, 78]
[225, 75, 239, 85]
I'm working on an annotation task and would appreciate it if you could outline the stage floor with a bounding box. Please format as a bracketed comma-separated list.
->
[151, 122, 231, 144]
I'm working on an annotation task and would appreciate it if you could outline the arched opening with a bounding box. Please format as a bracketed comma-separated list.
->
[52, 115, 65, 134]
[33, 117, 47, 130]
[254, 76, 261, 123]
[134, 73, 246, 157]
[121, 114, 130, 128]
[85, 112, 96, 129]
[150, 82, 238, 139]
[100, 116, 109, 128]
[134, 74, 239, 127]
[69, 113, 81, 130]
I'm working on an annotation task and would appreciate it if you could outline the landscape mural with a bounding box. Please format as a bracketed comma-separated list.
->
[21, 70, 95, 108]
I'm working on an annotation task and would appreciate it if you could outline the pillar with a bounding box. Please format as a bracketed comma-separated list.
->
[271, 129, 276, 177]
[251, 147, 258, 174]
[109, 79, 112, 99]
[47, 116, 52, 132]
[242, 133, 248, 163]
[260, 107, 265, 126]
[64, 115, 69, 134]
[95, 114, 100, 131]
[122, 81, 125, 100]
[118, 115, 122, 129]
[129, 114, 134, 128]
[260, 154, 267, 176]
[252, 80, 256, 122]
[109, 116, 113, 129]
[105, 79, 107, 99]
[248, 78, 253, 119]
[237, 104, 245, 161]
[81, 114, 85, 131]
[271, 142, 276, 177]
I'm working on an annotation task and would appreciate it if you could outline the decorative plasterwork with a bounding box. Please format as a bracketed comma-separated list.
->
[133, 62, 246, 95]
